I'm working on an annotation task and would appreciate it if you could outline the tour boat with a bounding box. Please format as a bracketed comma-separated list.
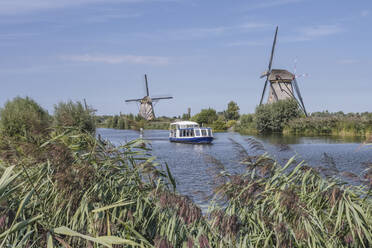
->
[169, 121, 214, 144]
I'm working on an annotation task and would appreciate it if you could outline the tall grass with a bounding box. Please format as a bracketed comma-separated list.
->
[1, 130, 371, 247]
[283, 116, 372, 137]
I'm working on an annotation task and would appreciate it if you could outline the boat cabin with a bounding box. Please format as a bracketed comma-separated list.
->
[169, 121, 214, 144]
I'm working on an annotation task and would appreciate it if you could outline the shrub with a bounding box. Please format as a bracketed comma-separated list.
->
[191, 108, 218, 125]
[0, 96, 50, 139]
[212, 116, 227, 131]
[226, 120, 237, 129]
[284, 115, 372, 137]
[255, 99, 301, 133]
[54, 100, 96, 134]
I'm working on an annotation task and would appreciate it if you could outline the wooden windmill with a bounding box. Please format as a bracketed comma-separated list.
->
[125, 74, 173, 121]
[259, 26, 308, 117]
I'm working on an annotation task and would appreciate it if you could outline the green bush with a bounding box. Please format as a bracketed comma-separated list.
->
[191, 108, 218, 125]
[0, 96, 50, 138]
[226, 120, 237, 129]
[284, 116, 372, 137]
[54, 100, 96, 134]
[212, 116, 227, 131]
[255, 99, 301, 133]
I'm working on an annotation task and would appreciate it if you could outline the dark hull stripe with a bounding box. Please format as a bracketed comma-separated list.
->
[169, 137, 213, 144]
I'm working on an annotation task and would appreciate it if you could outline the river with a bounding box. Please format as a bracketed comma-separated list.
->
[97, 128, 371, 208]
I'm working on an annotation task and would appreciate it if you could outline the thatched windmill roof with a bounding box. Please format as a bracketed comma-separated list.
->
[268, 69, 294, 83]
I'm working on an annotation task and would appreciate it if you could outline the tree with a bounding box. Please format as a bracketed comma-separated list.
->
[255, 99, 301, 133]
[191, 108, 218, 125]
[0, 96, 50, 138]
[225, 101, 240, 120]
[54, 100, 96, 134]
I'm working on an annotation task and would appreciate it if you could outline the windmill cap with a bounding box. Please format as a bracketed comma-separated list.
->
[268, 69, 295, 82]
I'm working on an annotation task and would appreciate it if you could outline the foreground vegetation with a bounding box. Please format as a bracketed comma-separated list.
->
[0, 97, 371, 247]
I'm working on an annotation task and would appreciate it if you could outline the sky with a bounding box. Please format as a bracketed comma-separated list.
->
[0, 0, 371, 116]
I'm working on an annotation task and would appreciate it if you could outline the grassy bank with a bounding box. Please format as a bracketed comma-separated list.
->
[235, 103, 372, 139]
[97, 115, 173, 130]
[283, 115, 372, 138]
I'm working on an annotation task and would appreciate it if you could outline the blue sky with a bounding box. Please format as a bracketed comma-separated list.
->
[0, 0, 371, 116]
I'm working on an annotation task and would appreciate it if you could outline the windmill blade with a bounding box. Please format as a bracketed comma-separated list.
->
[268, 26, 278, 72]
[125, 98, 143, 102]
[144, 74, 150, 97]
[293, 78, 308, 116]
[269, 82, 279, 101]
[259, 78, 269, 105]
[295, 73, 309, 79]
[294, 57, 298, 75]
[151, 96, 173, 101]
[259, 26, 279, 105]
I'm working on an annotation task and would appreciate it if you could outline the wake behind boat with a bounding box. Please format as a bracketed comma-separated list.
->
[169, 121, 214, 144]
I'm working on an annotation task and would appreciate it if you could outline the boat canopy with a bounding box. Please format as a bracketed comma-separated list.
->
[170, 121, 199, 129]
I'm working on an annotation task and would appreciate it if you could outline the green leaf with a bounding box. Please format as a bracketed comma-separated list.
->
[53, 226, 140, 248]
[91, 200, 135, 213]
[165, 162, 176, 191]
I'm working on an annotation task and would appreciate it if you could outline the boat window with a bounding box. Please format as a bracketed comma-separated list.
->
[190, 129, 194, 136]
[201, 130, 207, 136]
[207, 129, 211, 136]
[195, 129, 200, 136]
[183, 130, 186, 137]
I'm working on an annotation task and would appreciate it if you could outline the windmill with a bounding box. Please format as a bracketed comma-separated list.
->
[259, 26, 308, 117]
[125, 74, 173, 121]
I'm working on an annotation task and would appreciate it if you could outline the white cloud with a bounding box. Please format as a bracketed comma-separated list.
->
[337, 59, 360, 65]
[61, 54, 170, 65]
[0, 33, 38, 40]
[245, 0, 304, 10]
[283, 25, 343, 42]
[83, 12, 142, 23]
[361, 10, 370, 17]
[0, 0, 176, 15]
[299, 25, 343, 38]
[226, 40, 265, 47]
[136, 22, 270, 41]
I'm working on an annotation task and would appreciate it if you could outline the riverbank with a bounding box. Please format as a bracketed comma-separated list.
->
[236, 114, 372, 140]
[283, 116, 372, 138]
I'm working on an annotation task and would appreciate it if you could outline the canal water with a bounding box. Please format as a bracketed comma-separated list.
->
[97, 128, 371, 208]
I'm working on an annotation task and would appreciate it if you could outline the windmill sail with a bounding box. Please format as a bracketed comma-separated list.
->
[259, 26, 278, 105]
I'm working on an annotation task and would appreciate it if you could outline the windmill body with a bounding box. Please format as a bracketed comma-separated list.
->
[125, 75, 173, 121]
[139, 96, 155, 120]
[259, 27, 308, 116]
[267, 69, 295, 103]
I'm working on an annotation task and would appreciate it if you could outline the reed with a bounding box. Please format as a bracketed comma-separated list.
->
[1, 129, 371, 247]
[283, 116, 372, 138]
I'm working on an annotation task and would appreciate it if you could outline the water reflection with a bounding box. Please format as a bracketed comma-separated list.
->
[253, 133, 365, 144]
